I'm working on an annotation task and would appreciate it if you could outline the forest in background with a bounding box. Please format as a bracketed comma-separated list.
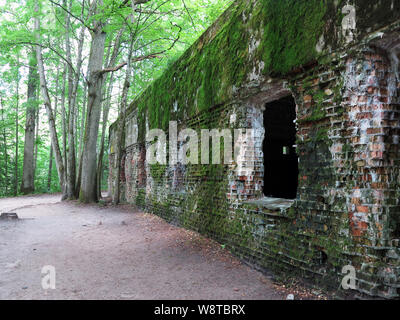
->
[0, 0, 232, 201]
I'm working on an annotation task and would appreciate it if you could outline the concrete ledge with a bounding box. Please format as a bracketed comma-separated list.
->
[245, 197, 294, 210]
[242, 197, 295, 218]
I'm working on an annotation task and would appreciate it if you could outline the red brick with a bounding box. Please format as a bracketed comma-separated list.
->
[357, 206, 369, 213]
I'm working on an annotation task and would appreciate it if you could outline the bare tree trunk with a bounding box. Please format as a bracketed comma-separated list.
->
[64, 0, 74, 199]
[79, 16, 107, 203]
[34, 0, 66, 198]
[75, 81, 87, 197]
[97, 76, 114, 199]
[113, 35, 135, 204]
[48, 67, 60, 192]
[1, 98, 8, 195]
[21, 50, 38, 194]
[79, 0, 137, 202]
[78, 83, 87, 161]
[33, 90, 39, 178]
[75, 149, 83, 197]
[14, 56, 20, 196]
[95, 28, 123, 199]
[60, 63, 68, 187]
[95, 41, 112, 200]
[64, 0, 86, 199]
[47, 148, 54, 191]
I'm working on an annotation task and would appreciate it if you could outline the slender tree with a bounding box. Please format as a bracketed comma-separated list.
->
[1, 97, 9, 195]
[14, 56, 20, 196]
[21, 50, 39, 194]
[34, 0, 67, 197]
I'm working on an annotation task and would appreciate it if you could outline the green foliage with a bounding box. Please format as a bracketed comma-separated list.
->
[127, 0, 330, 142]
[0, 0, 230, 198]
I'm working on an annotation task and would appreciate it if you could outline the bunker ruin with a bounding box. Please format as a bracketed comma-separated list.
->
[109, 0, 400, 298]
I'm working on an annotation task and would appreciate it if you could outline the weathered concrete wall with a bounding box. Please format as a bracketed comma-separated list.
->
[109, 0, 400, 298]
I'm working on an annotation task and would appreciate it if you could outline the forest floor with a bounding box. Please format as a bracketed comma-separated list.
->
[0, 194, 326, 300]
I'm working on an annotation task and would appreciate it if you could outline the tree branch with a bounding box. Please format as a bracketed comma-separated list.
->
[182, 0, 197, 31]
[48, 0, 95, 32]
[97, 62, 128, 75]
[120, 0, 152, 8]
[7, 41, 77, 77]
[124, 23, 183, 64]
[95, 5, 182, 76]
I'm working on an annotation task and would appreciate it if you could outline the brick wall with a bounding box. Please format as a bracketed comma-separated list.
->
[109, 0, 400, 299]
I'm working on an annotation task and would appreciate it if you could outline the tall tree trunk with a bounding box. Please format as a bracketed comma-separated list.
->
[64, 0, 86, 199]
[75, 81, 87, 197]
[48, 67, 61, 192]
[60, 64, 68, 188]
[34, 0, 66, 198]
[21, 51, 38, 194]
[97, 76, 113, 199]
[1, 98, 8, 195]
[78, 82, 87, 164]
[14, 56, 20, 196]
[79, 21, 106, 203]
[95, 42, 112, 200]
[47, 148, 54, 191]
[33, 91, 39, 178]
[96, 26, 125, 200]
[113, 36, 135, 204]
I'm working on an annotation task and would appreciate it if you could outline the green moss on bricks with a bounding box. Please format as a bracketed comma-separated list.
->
[123, 0, 334, 139]
[108, 0, 400, 298]
[150, 164, 167, 184]
[179, 163, 253, 247]
[135, 189, 146, 207]
[258, 0, 328, 75]
[298, 107, 327, 124]
[287, 206, 297, 220]
[315, 128, 330, 142]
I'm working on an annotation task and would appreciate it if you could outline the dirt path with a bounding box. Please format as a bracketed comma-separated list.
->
[0, 194, 316, 300]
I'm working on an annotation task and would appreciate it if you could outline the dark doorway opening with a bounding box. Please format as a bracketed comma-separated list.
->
[263, 96, 298, 199]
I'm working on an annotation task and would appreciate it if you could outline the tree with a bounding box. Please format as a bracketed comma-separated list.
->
[21, 50, 39, 194]
[79, 0, 108, 203]
[34, 0, 67, 197]
[0, 0, 232, 199]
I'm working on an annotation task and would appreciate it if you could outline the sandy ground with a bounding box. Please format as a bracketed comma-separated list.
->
[0, 194, 323, 300]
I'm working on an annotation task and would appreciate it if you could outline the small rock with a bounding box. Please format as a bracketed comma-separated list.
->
[286, 294, 295, 300]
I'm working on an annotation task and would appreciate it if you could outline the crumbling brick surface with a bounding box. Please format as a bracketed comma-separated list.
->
[109, 0, 400, 299]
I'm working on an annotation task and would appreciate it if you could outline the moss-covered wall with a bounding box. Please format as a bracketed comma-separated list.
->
[120, 0, 335, 135]
[109, 0, 400, 299]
